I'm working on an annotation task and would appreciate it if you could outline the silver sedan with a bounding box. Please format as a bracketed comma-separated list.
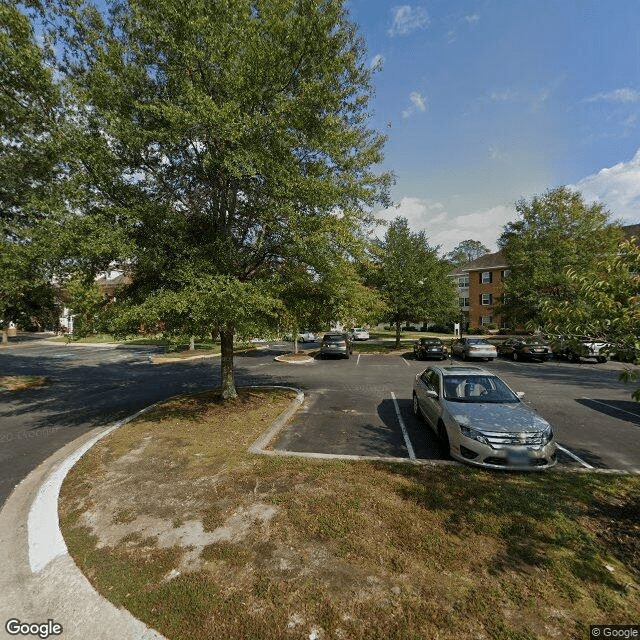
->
[451, 337, 497, 361]
[412, 365, 557, 470]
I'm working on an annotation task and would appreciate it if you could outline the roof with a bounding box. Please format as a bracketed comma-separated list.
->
[621, 223, 640, 240]
[459, 250, 509, 272]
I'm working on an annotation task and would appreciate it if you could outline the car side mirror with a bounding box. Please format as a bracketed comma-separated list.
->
[426, 389, 438, 399]
[516, 391, 525, 399]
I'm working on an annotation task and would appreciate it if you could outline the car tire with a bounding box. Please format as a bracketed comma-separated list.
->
[437, 421, 450, 457]
[412, 393, 422, 419]
[462, 351, 468, 361]
[597, 356, 607, 363]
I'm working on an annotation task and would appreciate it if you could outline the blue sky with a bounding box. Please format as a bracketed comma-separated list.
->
[347, 1, 640, 252]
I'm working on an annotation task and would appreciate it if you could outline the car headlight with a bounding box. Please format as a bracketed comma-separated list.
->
[541, 425, 553, 445]
[459, 425, 489, 445]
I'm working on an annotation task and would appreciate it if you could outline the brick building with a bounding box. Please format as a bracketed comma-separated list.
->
[451, 251, 509, 330]
[451, 223, 639, 331]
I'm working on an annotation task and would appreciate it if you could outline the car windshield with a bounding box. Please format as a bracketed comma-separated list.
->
[421, 339, 441, 344]
[467, 338, 488, 345]
[523, 338, 546, 345]
[443, 375, 519, 403]
[324, 335, 346, 343]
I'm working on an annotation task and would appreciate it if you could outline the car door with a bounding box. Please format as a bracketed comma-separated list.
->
[416, 370, 440, 429]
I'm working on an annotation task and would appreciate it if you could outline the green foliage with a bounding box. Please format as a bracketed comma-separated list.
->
[0, 1, 64, 331]
[372, 217, 458, 345]
[47, 0, 392, 395]
[498, 187, 623, 329]
[445, 239, 490, 267]
[539, 237, 640, 400]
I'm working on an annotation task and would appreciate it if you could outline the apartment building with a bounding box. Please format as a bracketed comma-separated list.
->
[451, 251, 509, 330]
[451, 223, 639, 331]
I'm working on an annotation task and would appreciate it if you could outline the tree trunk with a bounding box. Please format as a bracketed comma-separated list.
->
[395, 320, 401, 349]
[1, 330, 7, 344]
[220, 323, 237, 400]
[189, 336, 195, 350]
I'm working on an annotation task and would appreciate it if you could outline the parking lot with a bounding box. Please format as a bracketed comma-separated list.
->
[1, 337, 639, 507]
[266, 347, 640, 473]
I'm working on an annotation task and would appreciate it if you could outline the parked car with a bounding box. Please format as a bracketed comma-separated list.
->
[414, 337, 448, 360]
[497, 337, 551, 362]
[412, 365, 557, 469]
[451, 337, 497, 361]
[319, 332, 353, 358]
[551, 336, 609, 363]
[351, 327, 370, 341]
[298, 331, 317, 343]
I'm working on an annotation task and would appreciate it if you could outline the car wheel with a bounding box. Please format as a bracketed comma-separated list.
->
[437, 421, 450, 457]
[412, 393, 422, 419]
[597, 356, 607, 363]
[512, 351, 518, 361]
[462, 351, 468, 361]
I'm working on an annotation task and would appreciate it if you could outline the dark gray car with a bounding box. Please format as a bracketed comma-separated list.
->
[320, 332, 353, 359]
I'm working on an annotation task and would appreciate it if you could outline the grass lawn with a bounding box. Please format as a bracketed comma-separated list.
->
[59, 389, 640, 640]
[352, 340, 416, 354]
[0, 375, 47, 391]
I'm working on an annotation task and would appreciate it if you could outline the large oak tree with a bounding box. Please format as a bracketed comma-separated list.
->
[50, 0, 392, 397]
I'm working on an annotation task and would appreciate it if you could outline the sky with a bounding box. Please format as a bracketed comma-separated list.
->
[345, 0, 640, 253]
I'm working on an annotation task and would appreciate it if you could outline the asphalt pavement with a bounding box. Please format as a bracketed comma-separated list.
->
[1, 336, 639, 639]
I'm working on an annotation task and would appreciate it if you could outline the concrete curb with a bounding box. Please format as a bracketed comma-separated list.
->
[273, 354, 314, 364]
[0, 386, 307, 640]
[0, 410, 168, 640]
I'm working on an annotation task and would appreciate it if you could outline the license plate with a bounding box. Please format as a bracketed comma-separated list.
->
[506, 448, 533, 466]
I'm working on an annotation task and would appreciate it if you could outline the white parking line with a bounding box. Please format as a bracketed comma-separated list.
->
[357, 353, 361, 366]
[582, 397, 640, 420]
[556, 444, 593, 469]
[390, 391, 416, 460]
[402, 357, 410, 366]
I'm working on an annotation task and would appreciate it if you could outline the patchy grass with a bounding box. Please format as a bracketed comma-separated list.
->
[0, 375, 47, 391]
[353, 340, 416, 354]
[60, 389, 640, 640]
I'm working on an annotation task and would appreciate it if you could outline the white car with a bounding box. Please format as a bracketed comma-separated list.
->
[298, 331, 316, 343]
[351, 327, 370, 341]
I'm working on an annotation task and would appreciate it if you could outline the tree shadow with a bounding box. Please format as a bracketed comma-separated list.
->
[576, 398, 640, 426]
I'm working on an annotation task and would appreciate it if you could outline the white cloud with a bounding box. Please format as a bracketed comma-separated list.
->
[370, 54, 384, 70]
[402, 91, 427, 118]
[490, 90, 517, 102]
[375, 197, 514, 253]
[569, 149, 640, 224]
[585, 88, 640, 103]
[464, 14, 480, 24]
[388, 5, 429, 36]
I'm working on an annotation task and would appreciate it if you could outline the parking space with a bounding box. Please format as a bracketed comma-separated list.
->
[268, 349, 640, 473]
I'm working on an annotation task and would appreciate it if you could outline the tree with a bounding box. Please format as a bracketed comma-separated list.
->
[539, 237, 640, 400]
[0, 0, 63, 339]
[50, 0, 392, 398]
[445, 239, 490, 267]
[375, 217, 458, 347]
[277, 260, 385, 353]
[498, 187, 623, 329]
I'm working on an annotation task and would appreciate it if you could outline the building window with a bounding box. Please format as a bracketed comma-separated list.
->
[459, 297, 469, 307]
[458, 275, 469, 287]
[481, 316, 493, 325]
[481, 293, 493, 305]
[481, 271, 492, 284]
[501, 269, 510, 280]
